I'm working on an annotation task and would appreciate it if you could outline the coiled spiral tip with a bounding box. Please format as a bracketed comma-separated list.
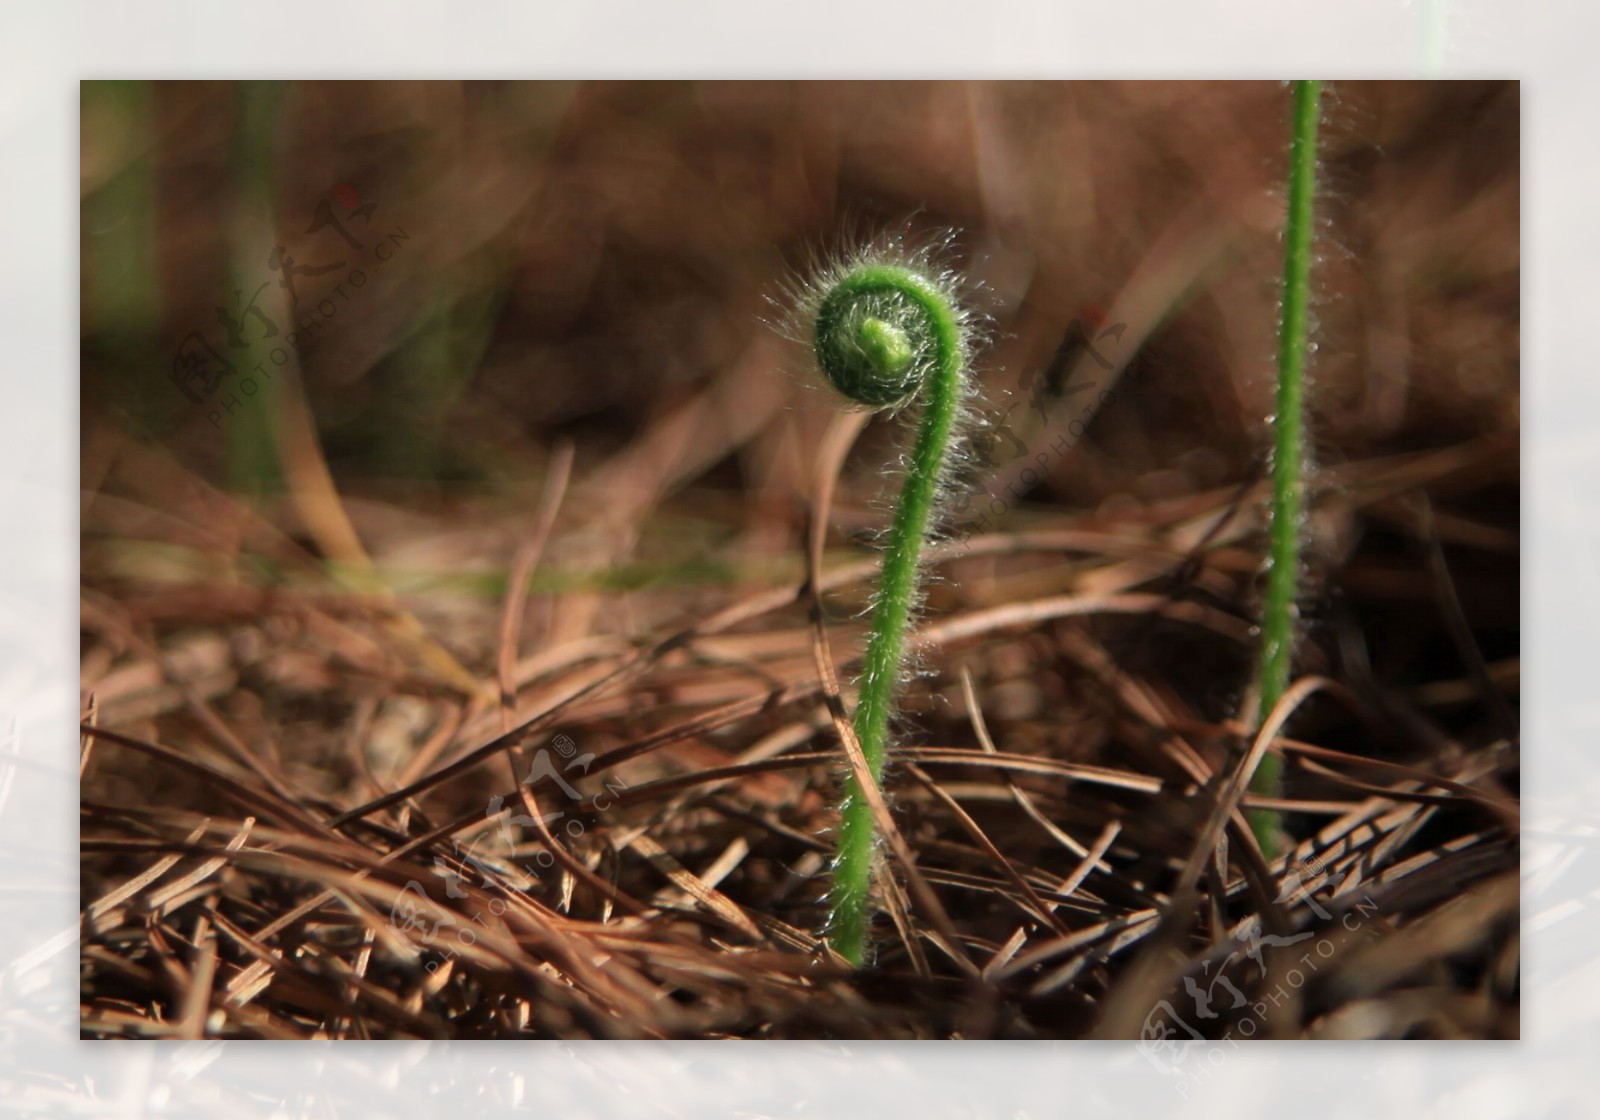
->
[807, 258, 967, 410]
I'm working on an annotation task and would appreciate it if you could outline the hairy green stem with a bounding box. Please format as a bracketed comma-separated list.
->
[805, 258, 969, 966]
[1249, 80, 1322, 857]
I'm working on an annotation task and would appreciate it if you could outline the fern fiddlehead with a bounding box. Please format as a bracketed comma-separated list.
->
[786, 235, 979, 966]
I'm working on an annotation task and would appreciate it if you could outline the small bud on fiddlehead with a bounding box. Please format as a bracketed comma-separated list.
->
[812, 263, 959, 407]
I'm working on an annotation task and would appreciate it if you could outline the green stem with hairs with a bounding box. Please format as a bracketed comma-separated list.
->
[806, 258, 971, 966]
[1249, 80, 1322, 857]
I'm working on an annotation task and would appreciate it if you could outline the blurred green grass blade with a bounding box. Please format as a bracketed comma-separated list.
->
[82, 81, 160, 344]
[226, 80, 288, 495]
[82, 81, 164, 431]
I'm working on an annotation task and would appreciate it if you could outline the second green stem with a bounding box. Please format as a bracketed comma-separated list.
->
[1249, 79, 1322, 857]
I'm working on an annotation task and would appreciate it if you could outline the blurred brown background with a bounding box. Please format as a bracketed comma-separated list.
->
[82, 80, 1517, 502]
